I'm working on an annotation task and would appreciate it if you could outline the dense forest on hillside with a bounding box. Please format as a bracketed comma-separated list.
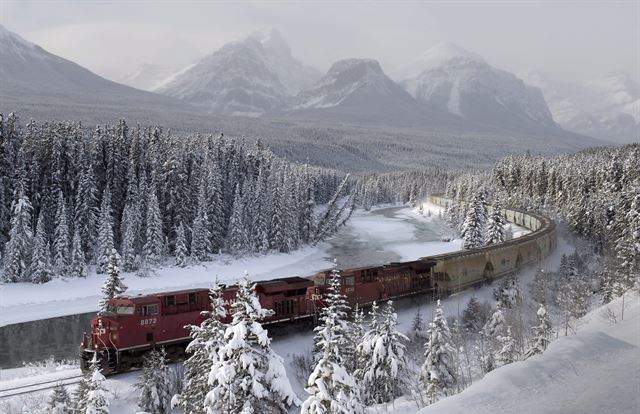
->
[0, 113, 352, 283]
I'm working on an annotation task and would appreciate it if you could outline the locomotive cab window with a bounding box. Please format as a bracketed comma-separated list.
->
[116, 305, 134, 315]
[166, 295, 176, 307]
[345, 276, 355, 286]
[142, 304, 158, 315]
[188, 293, 197, 304]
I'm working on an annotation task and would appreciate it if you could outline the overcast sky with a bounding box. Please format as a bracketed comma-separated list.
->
[1, 1, 638, 83]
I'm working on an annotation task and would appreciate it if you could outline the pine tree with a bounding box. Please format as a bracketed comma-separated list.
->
[525, 304, 553, 358]
[53, 193, 70, 274]
[98, 249, 127, 314]
[493, 272, 522, 309]
[179, 282, 226, 414]
[530, 268, 548, 306]
[485, 201, 506, 245]
[69, 227, 87, 278]
[2, 180, 33, 282]
[70, 368, 91, 414]
[143, 188, 163, 266]
[496, 326, 519, 365]
[48, 382, 71, 414]
[412, 307, 426, 338]
[29, 211, 52, 284]
[343, 304, 364, 374]
[95, 188, 114, 274]
[135, 348, 171, 414]
[356, 300, 409, 404]
[226, 184, 247, 256]
[461, 297, 489, 334]
[191, 181, 212, 261]
[74, 163, 98, 262]
[205, 275, 298, 414]
[174, 221, 188, 267]
[302, 267, 364, 414]
[85, 355, 110, 414]
[461, 192, 486, 249]
[420, 300, 458, 403]
[120, 201, 139, 272]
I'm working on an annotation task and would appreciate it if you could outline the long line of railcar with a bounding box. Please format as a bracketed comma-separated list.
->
[81, 195, 556, 374]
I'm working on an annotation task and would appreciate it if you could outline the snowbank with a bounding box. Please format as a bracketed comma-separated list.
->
[413, 294, 640, 414]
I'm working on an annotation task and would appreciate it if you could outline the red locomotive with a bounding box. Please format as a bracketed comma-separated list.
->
[80, 261, 438, 374]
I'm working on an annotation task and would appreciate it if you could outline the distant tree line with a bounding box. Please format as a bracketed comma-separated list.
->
[0, 113, 352, 283]
[354, 167, 454, 209]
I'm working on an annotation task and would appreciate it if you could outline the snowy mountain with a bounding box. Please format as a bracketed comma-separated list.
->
[398, 42, 556, 131]
[283, 58, 465, 128]
[118, 63, 177, 91]
[155, 28, 320, 116]
[521, 71, 639, 143]
[0, 24, 190, 117]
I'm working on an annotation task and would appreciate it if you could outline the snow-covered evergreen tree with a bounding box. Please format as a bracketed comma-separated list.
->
[191, 181, 212, 262]
[120, 201, 139, 272]
[342, 304, 364, 374]
[496, 326, 519, 365]
[98, 249, 127, 314]
[95, 188, 114, 274]
[74, 163, 98, 262]
[174, 221, 188, 267]
[482, 303, 506, 339]
[179, 282, 226, 414]
[48, 382, 71, 414]
[420, 300, 458, 403]
[461, 192, 486, 249]
[356, 300, 409, 404]
[205, 275, 298, 414]
[135, 348, 171, 414]
[525, 304, 553, 358]
[71, 368, 91, 414]
[53, 193, 70, 274]
[85, 356, 110, 414]
[143, 188, 163, 266]
[412, 307, 427, 338]
[29, 210, 52, 284]
[2, 180, 33, 282]
[69, 227, 87, 278]
[493, 272, 522, 309]
[530, 268, 548, 306]
[485, 201, 506, 245]
[302, 267, 364, 414]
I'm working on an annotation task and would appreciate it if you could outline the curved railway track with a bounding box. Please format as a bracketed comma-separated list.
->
[0, 373, 84, 399]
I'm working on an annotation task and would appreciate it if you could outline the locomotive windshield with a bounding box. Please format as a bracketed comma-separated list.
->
[314, 275, 325, 285]
[107, 304, 135, 315]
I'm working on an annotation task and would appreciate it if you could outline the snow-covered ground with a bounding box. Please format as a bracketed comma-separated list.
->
[412, 293, 640, 414]
[1, 202, 506, 327]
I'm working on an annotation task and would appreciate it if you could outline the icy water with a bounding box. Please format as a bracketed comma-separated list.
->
[0, 206, 448, 369]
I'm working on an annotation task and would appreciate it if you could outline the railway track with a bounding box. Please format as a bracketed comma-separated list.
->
[0, 373, 84, 399]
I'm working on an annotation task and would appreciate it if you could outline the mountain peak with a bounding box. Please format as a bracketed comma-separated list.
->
[328, 58, 384, 76]
[422, 41, 484, 63]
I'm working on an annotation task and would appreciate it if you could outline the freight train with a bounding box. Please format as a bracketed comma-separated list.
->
[81, 195, 556, 374]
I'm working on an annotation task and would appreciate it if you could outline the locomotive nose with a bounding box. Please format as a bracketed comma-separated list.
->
[93, 317, 120, 348]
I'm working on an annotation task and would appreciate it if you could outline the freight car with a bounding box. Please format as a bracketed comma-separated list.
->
[81, 195, 556, 374]
[428, 194, 557, 293]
